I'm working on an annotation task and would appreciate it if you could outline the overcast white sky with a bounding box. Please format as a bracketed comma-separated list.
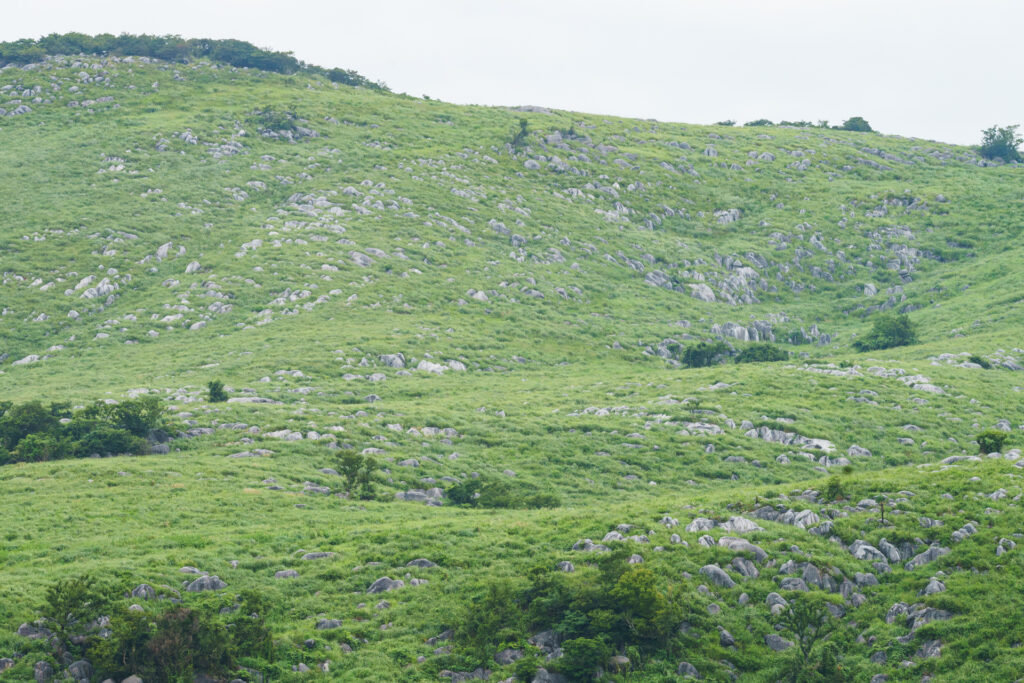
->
[4, 0, 1021, 145]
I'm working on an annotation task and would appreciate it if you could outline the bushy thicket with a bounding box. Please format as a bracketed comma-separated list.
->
[677, 341, 731, 368]
[0, 33, 387, 90]
[446, 477, 561, 509]
[979, 124, 1022, 163]
[735, 343, 789, 363]
[852, 314, 918, 351]
[0, 397, 164, 465]
[456, 550, 697, 680]
[30, 575, 274, 682]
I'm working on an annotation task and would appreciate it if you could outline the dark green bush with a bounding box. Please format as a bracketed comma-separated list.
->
[838, 116, 873, 132]
[79, 397, 163, 437]
[524, 493, 561, 509]
[680, 341, 730, 368]
[968, 354, 992, 369]
[456, 582, 523, 659]
[446, 478, 483, 506]
[0, 401, 60, 449]
[977, 429, 1009, 454]
[735, 343, 789, 363]
[745, 119, 774, 126]
[446, 479, 559, 509]
[74, 426, 145, 457]
[207, 380, 228, 403]
[852, 314, 918, 351]
[15, 432, 72, 462]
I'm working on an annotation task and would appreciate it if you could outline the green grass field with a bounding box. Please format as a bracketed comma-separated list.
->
[0, 48, 1022, 682]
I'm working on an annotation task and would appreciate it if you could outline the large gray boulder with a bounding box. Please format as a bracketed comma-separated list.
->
[677, 661, 701, 678]
[68, 660, 93, 681]
[700, 564, 736, 589]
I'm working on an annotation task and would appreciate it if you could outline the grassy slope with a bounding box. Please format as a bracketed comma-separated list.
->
[0, 54, 1022, 681]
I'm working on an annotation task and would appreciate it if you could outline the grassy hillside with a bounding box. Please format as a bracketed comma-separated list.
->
[0, 48, 1022, 682]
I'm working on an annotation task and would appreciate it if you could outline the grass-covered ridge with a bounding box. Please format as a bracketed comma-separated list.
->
[0, 43, 1022, 681]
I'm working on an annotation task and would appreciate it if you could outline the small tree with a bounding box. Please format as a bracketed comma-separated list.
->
[979, 124, 1022, 162]
[511, 118, 529, 150]
[838, 116, 873, 132]
[207, 380, 228, 403]
[772, 599, 840, 682]
[977, 429, 1009, 454]
[40, 575, 110, 656]
[336, 449, 377, 499]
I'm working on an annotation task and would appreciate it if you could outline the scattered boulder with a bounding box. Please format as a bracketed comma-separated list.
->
[301, 552, 335, 561]
[905, 545, 950, 571]
[316, 619, 343, 630]
[186, 575, 227, 592]
[367, 577, 404, 594]
[406, 558, 437, 568]
[677, 661, 701, 679]
[764, 634, 794, 651]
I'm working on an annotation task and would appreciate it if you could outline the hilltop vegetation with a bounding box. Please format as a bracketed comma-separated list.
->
[0, 38, 1022, 682]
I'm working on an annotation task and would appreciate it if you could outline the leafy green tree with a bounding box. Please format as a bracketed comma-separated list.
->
[608, 566, 680, 648]
[979, 124, 1022, 162]
[145, 607, 233, 681]
[852, 314, 918, 351]
[559, 637, 611, 681]
[336, 450, 377, 499]
[772, 599, 840, 682]
[456, 582, 523, 660]
[838, 116, 873, 132]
